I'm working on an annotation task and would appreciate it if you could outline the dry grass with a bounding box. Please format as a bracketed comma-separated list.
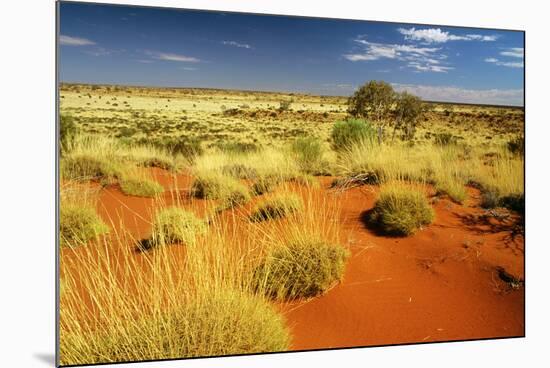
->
[249, 193, 304, 222]
[253, 237, 349, 300]
[369, 184, 435, 236]
[150, 207, 207, 246]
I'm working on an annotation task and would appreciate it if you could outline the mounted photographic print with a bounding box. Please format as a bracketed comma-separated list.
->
[56, 1, 525, 366]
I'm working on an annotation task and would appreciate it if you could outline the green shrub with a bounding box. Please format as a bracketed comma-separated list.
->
[253, 239, 350, 300]
[290, 137, 323, 174]
[249, 194, 303, 222]
[191, 174, 250, 207]
[60, 204, 109, 247]
[150, 207, 207, 246]
[120, 177, 164, 197]
[331, 119, 376, 151]
[60, 290, 290, 364]
[369, 187, 434, 236]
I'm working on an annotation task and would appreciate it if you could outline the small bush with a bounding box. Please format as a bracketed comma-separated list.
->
[331, 119, 376, 151]
[369, 186, 434, 236]
[249, 194, 303, 222]
[60, 204, 109, 247]
[290, 137, 323, 174]
[150, 207, 207, 246]
[120, 177, 164, 197]
[253, 239, 350, 300]
[191, 174, 250, 207]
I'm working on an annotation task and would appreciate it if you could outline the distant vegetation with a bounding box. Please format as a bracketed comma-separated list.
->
[58, 81, 524, 365]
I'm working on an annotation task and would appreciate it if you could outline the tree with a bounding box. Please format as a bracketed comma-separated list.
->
[347, 81, 395, 125]
[393, 92, 424, 141]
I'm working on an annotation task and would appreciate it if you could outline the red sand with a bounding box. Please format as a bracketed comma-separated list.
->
[61, 169, 524, 349]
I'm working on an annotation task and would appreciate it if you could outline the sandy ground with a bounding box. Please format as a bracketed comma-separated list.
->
[61, 169, 524, 349]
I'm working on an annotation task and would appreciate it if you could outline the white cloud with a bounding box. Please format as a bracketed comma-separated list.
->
[500, 47, 524, 59]
[59, 35, 95, 46]
[344, 37, 451, 73]
[181, 67, 197, 71]
[397, 27, 498, 43]
[392, 83, 523, 106]
[222, 40, 253, 49]
[84, 47, 112, 57]
[148, 51, 200, 63]
[485, 48, 524, 68]
[486, 59, 524, 68]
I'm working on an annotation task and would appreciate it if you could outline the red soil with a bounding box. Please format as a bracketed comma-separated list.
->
[60, 169, 524, 349]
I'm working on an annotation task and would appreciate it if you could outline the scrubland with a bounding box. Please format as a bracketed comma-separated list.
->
[58, 83, 524, 365]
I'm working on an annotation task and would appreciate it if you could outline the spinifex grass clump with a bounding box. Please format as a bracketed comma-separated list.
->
[59, 214, 291, 366]
[119, 174, 164, 197]
[252, 174, 282, 195]
[434, 175, 467, 204]
[150, 207, 207, 246]
[60, 290, 290, 364]
[249, 193, 304, 222]
[221, 163, 258, 179]
[60, 203, 109, 247]
[253, 239, 350, 300]
[331, 119, 376, 151]
[61, 154, 124, 183]
[190, 173, 251, 208]
[290, 136, 327, 175]
[369, 185, 434, 236]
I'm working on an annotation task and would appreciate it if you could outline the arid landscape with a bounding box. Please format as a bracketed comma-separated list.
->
[58, 82, 524, 365]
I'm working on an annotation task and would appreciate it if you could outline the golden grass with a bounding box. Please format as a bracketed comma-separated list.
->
[60, 184, 109, 247]
[150, 207, 207, 246]
[59, 83, 524, 364]
[59, 209, 292, 365]
[369, 183, 435, 236]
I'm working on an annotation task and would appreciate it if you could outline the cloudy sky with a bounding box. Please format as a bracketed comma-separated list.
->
[59, 2, 524, 106]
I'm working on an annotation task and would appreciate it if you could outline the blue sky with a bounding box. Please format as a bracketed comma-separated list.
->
[59, 2, 524, 106]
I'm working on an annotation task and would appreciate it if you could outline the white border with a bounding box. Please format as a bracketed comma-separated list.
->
[1, 1, 548, 367]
